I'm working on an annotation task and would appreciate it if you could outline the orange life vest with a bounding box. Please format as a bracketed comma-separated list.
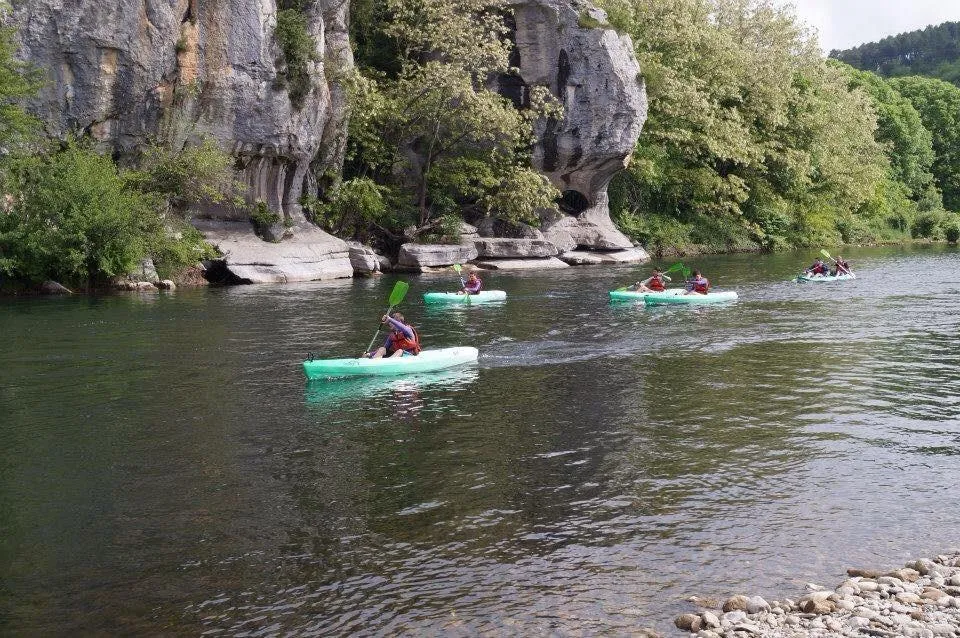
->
[388, 327, 421, 355]
[648, 274, 666, 291]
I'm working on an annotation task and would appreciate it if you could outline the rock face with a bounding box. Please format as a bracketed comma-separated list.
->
[197, 220, 352, 284]
[502, 1, 647, 250]
[474, 238, 558, 258]
[12, 0, 352, 222]
[398, 243, 479, 269]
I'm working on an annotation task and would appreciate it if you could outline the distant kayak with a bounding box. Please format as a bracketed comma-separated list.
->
[643, 290, 739, 305]
[303, 347, 479, 380]
[795, 273, 856, 282]
[423, 291, 507, 304]
[609, 288, 687, 302]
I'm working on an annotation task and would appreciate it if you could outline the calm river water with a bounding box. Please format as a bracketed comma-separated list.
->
[2, 245, 960, 635]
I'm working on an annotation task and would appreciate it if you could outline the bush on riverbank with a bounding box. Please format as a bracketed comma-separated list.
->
[0, 145, 218, 289]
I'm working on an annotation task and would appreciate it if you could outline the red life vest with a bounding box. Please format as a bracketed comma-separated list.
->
[388, 327, 421, 355]
[648, 274, 666, 291]
[692, 277, 709, 294]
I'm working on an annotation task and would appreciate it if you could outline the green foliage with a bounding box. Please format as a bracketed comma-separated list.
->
[136, 138, 240, 211]
[831, 22, 960, 86]
[597, 0, 926, 252]
[577, 11, 606, 30]
[342, 0, 561, 240]
[944, 216, 960, 243]
[0, 146, 164, 286]
[275, 8, 316, 108]
[309, 177, 389, 240]
[834, 63, 936, 200]
[912, 209, 945, 239]
[0, 23, 42, 151]
[249, 200, 281, 233]
[888, 76, 960, 211]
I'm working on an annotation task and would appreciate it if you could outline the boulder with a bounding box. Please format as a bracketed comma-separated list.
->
[397, 243, 478, 268]
[39, 280, 72, 295]
[558, 248, 648, 265]
[130, 258, 159, 283]
[196, 220, 352, 284]
[156, 279, 176, 290]
[722, 595, 750, 613]
[475, 217, 544, 239]
[473, 238, 558, 258]
[347, 241, 383, 276]
[542, 209, 634, 250]
[134, 281, 157, 291]
[473, 257, 570, 270]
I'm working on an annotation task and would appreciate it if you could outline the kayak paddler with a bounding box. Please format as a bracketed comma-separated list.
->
[628, 267, 671, 292]
[684, 269, 709, 295]
[366, 312, 421, 358]
[458, 272, 483, 295]
[830, 255, 851, 276]
[804, 258, 829, 277]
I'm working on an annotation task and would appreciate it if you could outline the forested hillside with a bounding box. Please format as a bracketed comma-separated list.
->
[599, 0, 960, 254]
[832, 22, 960, 86]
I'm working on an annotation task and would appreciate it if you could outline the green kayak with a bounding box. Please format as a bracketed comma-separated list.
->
[303, 347, 479, 380]
[423, 291, 507, 304]
[609, 288, 686, 302]
[643, 290, 739, 305]
[795, 272, 855, 282]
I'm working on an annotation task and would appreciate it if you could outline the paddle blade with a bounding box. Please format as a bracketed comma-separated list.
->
[820, 249, 832, 260]
[664, 262, 684, 274]
[452, 264, 462, 273]
[388, 281, 409, 307]
[682, 267, 692, 278]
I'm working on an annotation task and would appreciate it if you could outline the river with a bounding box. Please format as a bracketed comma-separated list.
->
[2, 245, 959, 635]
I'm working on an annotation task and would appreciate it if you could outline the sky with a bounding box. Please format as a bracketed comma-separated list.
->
[783, 0, 960, 52]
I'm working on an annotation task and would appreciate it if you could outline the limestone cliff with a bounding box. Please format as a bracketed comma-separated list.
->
[12, 0, 351, 222]
[504, 0, 647, 251]
[11, 0, 646, 280]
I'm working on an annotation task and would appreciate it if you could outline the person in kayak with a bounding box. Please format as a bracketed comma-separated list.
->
[804, 258, 829, 276]
[831, 256, 851, 276]
[684, 270, 709, 295]
[629, 267, 672, 292]
[366, 312, 421, 358]
[458, 272, 483, 295]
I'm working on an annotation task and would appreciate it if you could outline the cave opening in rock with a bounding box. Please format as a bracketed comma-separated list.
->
[558, 189, 589, 215]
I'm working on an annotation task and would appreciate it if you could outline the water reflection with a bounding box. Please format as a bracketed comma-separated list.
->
[303, 367, 479, 411]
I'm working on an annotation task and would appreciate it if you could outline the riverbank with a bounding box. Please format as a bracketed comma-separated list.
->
[674, 550, 960, 637]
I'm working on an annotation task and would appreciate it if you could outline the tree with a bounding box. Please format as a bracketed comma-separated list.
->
[0, 10, 41, 152]
[834, 63, 936, 202]
[888, 76, 960, 211]
[601, 0, 889, 250]
[343, 0, 559, 241]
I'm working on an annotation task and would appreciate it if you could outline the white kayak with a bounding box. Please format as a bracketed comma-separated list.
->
[423, 291, 507, 304]
[303, 347, 479, 380]
[795, 272, 856, 282]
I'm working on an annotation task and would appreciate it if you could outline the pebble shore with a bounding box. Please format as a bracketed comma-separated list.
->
[674, 550, 960, 637]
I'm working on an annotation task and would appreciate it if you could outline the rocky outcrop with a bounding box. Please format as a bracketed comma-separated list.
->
[474, 257, 570, 270]
[558, 247, 648, 265]
[197, 220, 352, 284]
[503, 0, 647, 250]
[398, 243, 479, 269]
[12, 0, 352, 222]
[474, 238, 558, 258]
[347, 241, 390, 276]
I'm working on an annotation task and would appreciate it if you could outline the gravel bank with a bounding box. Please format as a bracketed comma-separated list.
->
[674, 550, 960, 637]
